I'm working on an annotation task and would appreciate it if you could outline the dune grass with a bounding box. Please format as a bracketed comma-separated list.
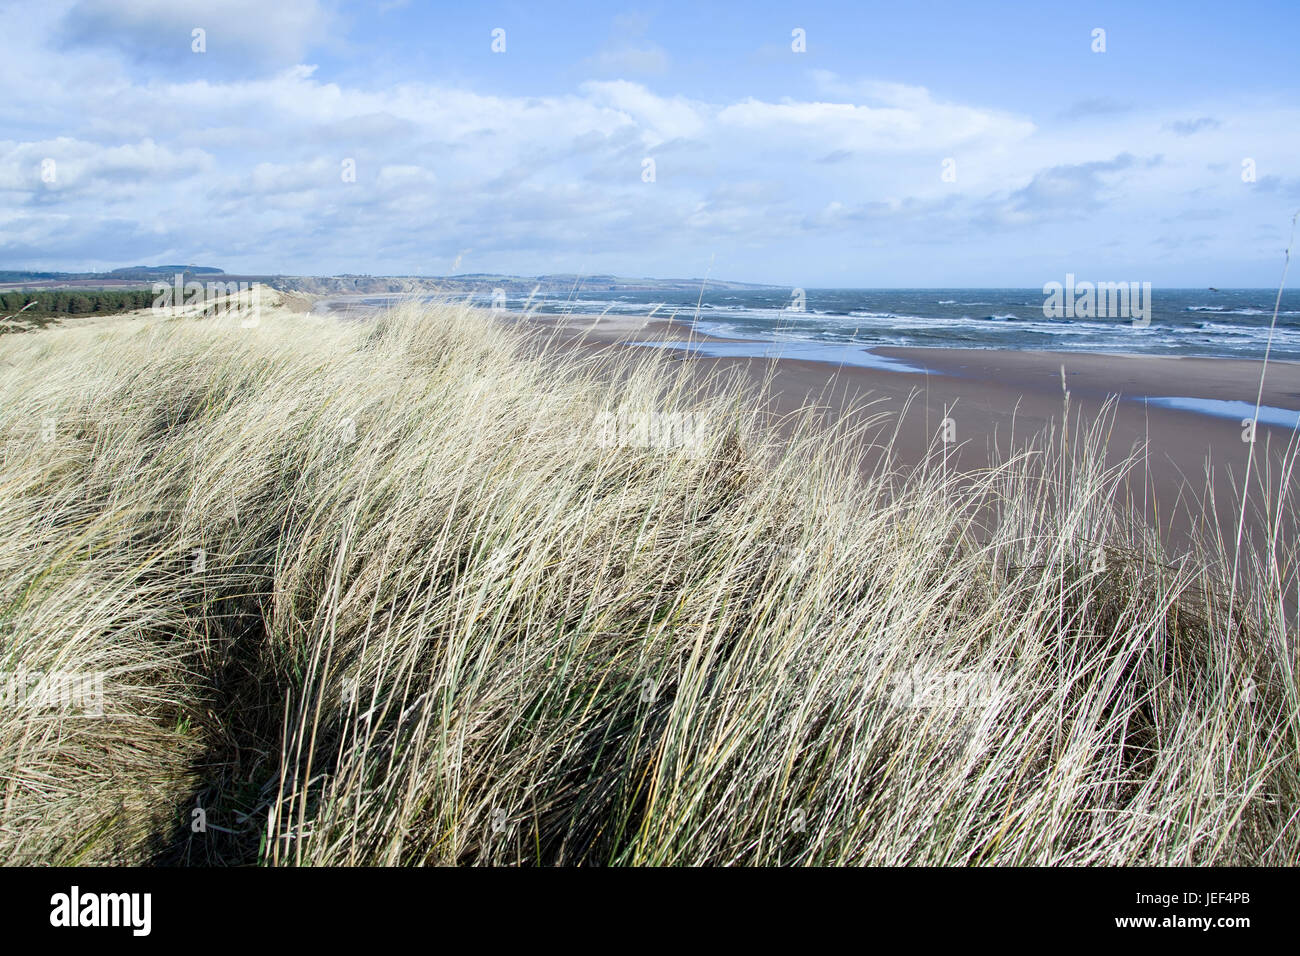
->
[0, 298, 1296, 866]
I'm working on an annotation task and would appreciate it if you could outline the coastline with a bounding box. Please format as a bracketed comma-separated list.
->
[509, 308, 1300, 548]
[299, 296, 1300, 546]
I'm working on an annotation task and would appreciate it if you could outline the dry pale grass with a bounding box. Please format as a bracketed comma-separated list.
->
[0, 298, 1295, 865]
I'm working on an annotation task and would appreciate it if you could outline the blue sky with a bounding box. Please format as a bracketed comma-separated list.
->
[3, 0, 1299, 285]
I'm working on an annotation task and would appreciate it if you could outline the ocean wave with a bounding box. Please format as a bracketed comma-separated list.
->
[445, 290, 1300, 361]
[1186, 305, 1300, 316]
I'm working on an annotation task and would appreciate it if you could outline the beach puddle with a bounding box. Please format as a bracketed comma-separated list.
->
[627, 339, 935, 375]
[1142, 396, 1300, 429]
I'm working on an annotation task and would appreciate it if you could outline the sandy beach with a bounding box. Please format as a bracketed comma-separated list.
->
[512, 310, 1300, 548]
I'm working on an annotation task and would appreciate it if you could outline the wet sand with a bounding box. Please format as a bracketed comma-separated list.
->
[515, 310, 1300, 551]
[307, 298, 1298, 550]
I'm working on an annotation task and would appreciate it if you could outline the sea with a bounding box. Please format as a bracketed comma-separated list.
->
[327, 287, 1300, 363]
[317, 286, 1300, 424]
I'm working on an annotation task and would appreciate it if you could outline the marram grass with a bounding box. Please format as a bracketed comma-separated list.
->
[0, 300, 1295, 866]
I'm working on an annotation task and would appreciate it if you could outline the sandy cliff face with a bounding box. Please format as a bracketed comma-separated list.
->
[268, 276, 443, 295]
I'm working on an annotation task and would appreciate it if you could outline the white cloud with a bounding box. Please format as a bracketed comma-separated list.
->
[2, 15, 1298, 283]
[579, 81, 707, 146]
[0, 137, 213, 193]
[58, 0, 333, 72]
[719, 72, 1037, 153]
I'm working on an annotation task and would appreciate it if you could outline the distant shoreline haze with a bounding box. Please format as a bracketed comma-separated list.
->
[0, 266, 1290, 293]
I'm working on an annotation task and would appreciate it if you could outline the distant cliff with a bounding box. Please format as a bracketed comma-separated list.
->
[2, 269, 776, 296]
[266, 274, 777, 296]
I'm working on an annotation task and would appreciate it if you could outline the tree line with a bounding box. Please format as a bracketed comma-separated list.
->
[1, 288, 157, 317]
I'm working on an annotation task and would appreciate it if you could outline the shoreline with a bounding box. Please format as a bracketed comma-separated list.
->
[509, 308, 1300, 549]
[297, 297, 1300, 546]
[509, 308, 1300, 412]
[307, 297, 1300, 433]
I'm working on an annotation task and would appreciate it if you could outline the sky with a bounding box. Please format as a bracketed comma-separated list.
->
[2, 0, 1299, 286]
